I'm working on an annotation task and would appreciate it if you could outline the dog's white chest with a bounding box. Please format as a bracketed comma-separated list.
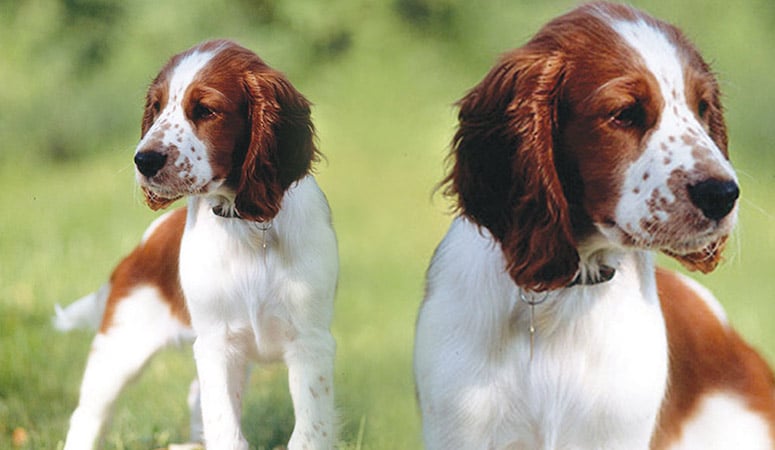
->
[414, 220, 670, 449]
[178, 199, 287, 358]
[496, 289, 669, 448]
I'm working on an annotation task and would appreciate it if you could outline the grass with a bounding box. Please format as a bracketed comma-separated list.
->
[1, 1, 774, 449]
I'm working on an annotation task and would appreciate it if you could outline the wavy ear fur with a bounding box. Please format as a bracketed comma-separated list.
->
[446, 48, 577, 291]
[235, 68, 318, 222]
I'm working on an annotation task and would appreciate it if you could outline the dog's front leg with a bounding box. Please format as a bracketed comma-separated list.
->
[193, 332, 249, 450]
[285, 331, 337, 450]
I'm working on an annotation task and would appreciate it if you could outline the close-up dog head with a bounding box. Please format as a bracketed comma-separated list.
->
[446, 2, 738, 291]
[134, 39, 318, 221]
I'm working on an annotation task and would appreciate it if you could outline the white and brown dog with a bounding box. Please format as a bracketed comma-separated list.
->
[414, 3, 775, 449]
[58, 40, 338, 450]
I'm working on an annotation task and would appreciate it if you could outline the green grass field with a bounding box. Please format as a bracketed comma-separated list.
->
[1, 1, 774, 448]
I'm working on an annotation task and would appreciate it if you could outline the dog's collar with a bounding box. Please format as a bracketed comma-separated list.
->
[520, 264, 616, 361]
[211, 205, 274, 233]
[568, 264, 616, 287]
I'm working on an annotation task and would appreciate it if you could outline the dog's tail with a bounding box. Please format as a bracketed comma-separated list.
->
[53, 283, 110, 332]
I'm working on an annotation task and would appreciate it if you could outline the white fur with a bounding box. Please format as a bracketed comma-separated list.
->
[62, 286, 196, 450]
[414, 218, 668, 450]
[665, 392, 775, 450]
[132, 41, 338, 449]
[53, 284, 110, 332]
[179, 176, 338, 450]
[414, 12, 744, 450]
[136, 48, 223, 195]
[601, 18, 738, 250]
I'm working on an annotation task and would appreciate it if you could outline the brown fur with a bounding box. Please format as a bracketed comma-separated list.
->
[100, 208, 189, 333]
[446, 48, 577, 292]
[653, 268, 775, 448]
[444, 2, 731, 290]
[138, 40, 319, 221]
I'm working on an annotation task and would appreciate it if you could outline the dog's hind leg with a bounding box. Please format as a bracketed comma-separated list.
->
[63, 286, 193, 450]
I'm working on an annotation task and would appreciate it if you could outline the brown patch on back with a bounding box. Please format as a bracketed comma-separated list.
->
[100, 208, 189, 332]
[651, 268, 775, 448]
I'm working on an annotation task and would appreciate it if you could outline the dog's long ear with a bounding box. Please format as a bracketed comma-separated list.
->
[446, 48, 577, 291]
[235, 68, 318, 222]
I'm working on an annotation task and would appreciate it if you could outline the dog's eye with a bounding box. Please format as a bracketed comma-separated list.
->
[611, 103, 646, 129]
[193, 103, 216, 121]
[148, 98, 162, 117]
[697, 99, 709, 119]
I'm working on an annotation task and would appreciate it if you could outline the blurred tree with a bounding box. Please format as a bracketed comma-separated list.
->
[393, 0, 457, 36]
[0, 0, 355, 163]
[0, 0, 772, 167]
[59, 0, 125, 76]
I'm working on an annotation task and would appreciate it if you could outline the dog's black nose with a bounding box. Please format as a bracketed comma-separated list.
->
[688, 178, 740, 221]
[134, 151, 167, 177]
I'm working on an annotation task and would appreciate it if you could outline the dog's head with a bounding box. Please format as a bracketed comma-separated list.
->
[446, 2, 737, 290]
[134, 39, 318, 221]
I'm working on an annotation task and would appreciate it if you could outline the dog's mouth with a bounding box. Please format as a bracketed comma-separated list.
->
[138, 175, 226, 199]
[136, 174, 179, 197]
[599, 217, 731, 256]
[138, 184, 182, 210]
[142, 184, 179, 200]
[661, 238, 726, 259]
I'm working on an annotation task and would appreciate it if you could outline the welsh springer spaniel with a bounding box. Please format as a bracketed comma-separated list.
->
[58, 40, 338, 450]
[414, 3, 775, 450]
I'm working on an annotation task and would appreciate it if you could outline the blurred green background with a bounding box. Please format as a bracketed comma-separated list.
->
[1, 0, 773, 448]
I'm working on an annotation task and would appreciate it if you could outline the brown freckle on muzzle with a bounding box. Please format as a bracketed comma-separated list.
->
[640, 216, 658, 233]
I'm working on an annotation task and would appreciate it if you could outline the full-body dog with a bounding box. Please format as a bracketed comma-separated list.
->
[414, 3, 775, 449]
[60, 40, 338, 450]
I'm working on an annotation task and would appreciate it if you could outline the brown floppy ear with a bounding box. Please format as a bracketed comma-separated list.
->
[446, 49, 577, 291]
[235, 68, 318, 222]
